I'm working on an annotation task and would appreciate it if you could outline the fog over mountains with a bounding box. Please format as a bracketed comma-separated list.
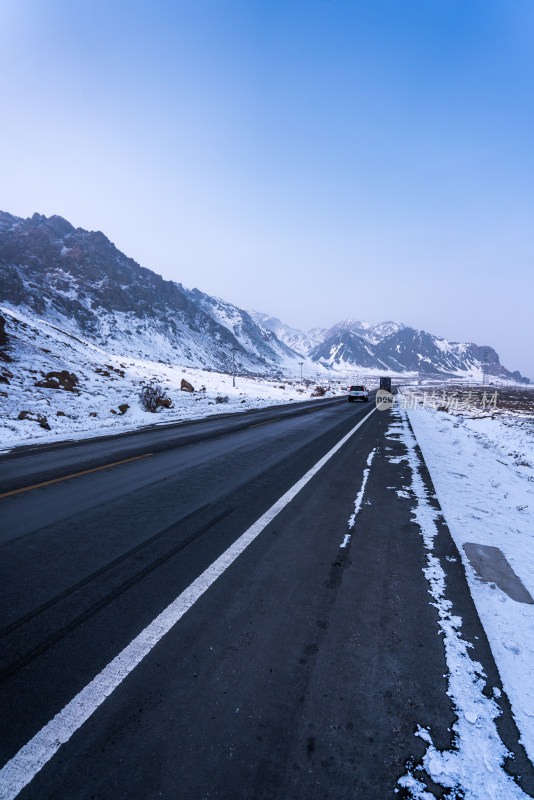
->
[0, 211, 528, 382]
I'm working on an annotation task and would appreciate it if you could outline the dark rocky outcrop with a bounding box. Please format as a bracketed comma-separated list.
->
[35, 370, 79, 391]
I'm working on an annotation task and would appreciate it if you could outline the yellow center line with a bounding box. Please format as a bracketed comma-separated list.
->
[248, 418, 281, 428]
[0, 452, 154, 499]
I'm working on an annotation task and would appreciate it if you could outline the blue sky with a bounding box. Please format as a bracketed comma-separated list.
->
[1, 0, 533, 377]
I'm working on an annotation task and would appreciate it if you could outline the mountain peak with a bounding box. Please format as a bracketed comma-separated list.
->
[0, 209, 529, 382]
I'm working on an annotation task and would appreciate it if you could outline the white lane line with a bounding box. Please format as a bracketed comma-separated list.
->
[340, 447, 376, 548]
[0, 406, 377, 800]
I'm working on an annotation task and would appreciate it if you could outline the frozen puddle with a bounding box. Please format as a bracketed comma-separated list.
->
[386, 410, 531, 800]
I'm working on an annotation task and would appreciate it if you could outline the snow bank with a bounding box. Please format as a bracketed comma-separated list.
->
[387, 411, 532, 798]
[404, 400, 534, 767]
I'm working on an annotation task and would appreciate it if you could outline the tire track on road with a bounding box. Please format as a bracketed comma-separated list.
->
[0, 506, 234, 682]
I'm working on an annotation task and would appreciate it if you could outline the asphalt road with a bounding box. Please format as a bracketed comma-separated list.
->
[0, 395, 532, 799]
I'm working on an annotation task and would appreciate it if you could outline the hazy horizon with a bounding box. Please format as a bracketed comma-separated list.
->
[1, 1, 533, 378]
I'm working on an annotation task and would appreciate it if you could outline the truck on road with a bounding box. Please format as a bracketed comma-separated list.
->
[379, 376, 392, 392]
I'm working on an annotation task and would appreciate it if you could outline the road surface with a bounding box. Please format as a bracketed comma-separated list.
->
[0, 395, 532, 799]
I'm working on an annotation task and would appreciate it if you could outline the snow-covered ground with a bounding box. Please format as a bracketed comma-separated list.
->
[398, 391, 534, 773]
[0, 306, 351, 452]
[385, 410, 531, 798]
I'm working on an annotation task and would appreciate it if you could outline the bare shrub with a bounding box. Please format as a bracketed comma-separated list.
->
[140, 384, 160, 412]
[311, 385, 326, 397]
[139, 383, 172, 412]
[215, 395, 229, 404]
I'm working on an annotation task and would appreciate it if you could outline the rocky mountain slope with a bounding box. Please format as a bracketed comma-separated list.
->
[0, 304, 347, 450]
[0, 211, 299, 375]
[0, 210, 528, 382]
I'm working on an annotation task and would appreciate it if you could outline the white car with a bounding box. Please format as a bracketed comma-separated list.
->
[348, 384, 369, 402]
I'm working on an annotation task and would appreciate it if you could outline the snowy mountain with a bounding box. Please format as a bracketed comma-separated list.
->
[255, 310, 528, 382]
[309, 324, 526, 381]
[0, 210, 528, 382]
[318, 319, 406, 345]
[249, 311, 323, 356]
[0, 211, 301, 375]
[309, 330, 391, 371]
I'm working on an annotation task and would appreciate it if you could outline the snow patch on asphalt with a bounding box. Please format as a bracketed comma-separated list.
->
[340, 448, 376, 549]
[387, 411, 530, 799]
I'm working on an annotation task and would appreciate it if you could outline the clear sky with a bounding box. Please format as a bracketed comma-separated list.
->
[1, 0, 533, 377]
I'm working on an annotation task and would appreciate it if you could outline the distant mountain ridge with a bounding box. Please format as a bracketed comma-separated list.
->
[0, 210, 528, 382]
[254, 312, 528, 382]
[249, 311, 324, 357]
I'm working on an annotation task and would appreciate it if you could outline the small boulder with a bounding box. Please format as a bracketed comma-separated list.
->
[156, 396, 172, 408]
[0, 351, 13, 363]
[89, 411, 97, 417]
[17, 409, 50, 429]
[56, 410, 66, 417]
[110, 409, 117, 414]
[181, 378, 194, 392]
[118, 403, 130, 415]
